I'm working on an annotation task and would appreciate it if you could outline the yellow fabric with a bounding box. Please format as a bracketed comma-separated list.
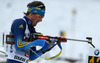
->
[45, 50, 62, 60]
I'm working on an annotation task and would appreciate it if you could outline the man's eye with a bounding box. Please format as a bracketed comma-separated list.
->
[39, 16, 43, 18]
[41, 16, 44, 18]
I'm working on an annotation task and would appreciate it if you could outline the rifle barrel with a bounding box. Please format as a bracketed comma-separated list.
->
[67, 38, 88, 42]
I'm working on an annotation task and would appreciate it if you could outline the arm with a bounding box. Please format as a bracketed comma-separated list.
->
[12, 19, 55, 61]
[11, 19, 46, 50]
[29, 47, 43, 61]
[29, 41, 50, 61]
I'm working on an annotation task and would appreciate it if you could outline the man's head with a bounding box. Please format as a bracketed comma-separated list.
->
[24, 1, 45, 26]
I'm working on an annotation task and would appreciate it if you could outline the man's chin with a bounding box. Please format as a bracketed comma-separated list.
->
[32, 23, 36, 26]
[33, 24, 37, 27]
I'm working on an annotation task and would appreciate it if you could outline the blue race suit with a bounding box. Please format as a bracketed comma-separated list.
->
[6, 16, 48, 63]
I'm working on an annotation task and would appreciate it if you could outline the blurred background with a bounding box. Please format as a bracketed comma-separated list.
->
[0, 0, 100, 63]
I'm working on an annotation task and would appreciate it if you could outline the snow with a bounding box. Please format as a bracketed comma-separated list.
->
[0, 0, 100, 63]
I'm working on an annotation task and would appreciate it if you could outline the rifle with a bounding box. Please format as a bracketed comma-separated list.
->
[31, 35, 95, 48]
[29, 35, 95, 60]
[6, 34, 95, 48]
[5, 34, 95, 60]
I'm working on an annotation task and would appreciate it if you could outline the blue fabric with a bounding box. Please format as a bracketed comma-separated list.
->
[10, 16, 57, 61]
[58, 43, 62, 50]
[29, 40, 52, 61]
[29, 49, 43, 60]
[27, 6, 45, 16]
[6, 59, 22, 63]
[11, 16, 37, 50]
[10, 16, 45, 61]
[42, 41, 50, 51]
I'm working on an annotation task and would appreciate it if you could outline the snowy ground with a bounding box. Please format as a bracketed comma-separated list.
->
[0, 0, 100, 63]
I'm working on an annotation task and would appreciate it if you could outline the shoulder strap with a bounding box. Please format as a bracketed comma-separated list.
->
[22, 18, 30, 38]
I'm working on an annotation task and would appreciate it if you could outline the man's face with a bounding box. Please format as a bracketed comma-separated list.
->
[31, 14, 44, 26]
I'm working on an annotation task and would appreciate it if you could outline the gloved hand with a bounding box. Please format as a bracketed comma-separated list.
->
[48, 40, 55, 48]
[40, 40, 56, 54]
[29, 32, 43, 41]
[42, 41, 49, 51]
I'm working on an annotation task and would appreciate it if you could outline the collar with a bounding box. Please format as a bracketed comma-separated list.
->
[23, 16, 32, 26]
[23, 16, 34, 32]
[23, 16, 36, 33]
